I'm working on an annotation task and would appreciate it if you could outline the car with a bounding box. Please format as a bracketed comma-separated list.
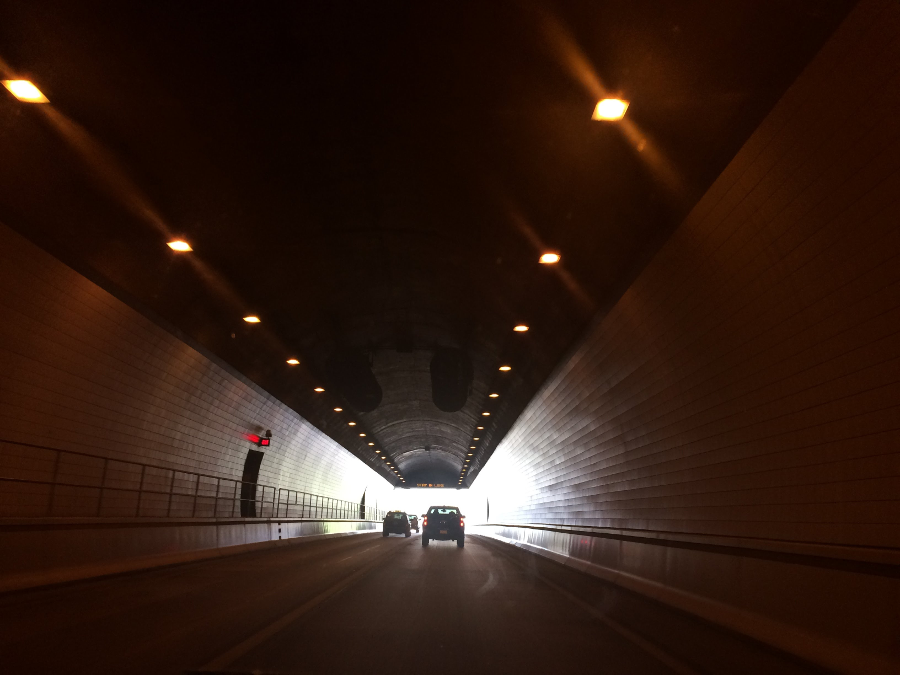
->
[421, 505, 465, 547]
[408, 514, 419, 532]
[383, 510, 411, 537]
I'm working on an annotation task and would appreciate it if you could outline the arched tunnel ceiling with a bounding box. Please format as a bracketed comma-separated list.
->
[0, 1, 853, 487]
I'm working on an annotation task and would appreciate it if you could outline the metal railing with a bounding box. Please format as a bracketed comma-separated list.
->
[0, 439, 386, 521]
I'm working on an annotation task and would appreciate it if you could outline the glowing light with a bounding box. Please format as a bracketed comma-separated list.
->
[489, 393, 499, 398]
[2, 80, 48, 103]
[359, 433, 366, 437]
[468, 453, 473, 456]
[513, 325, 529, 332]
[539, 252, 560, 264]
[286, 358, 300, 365]
[477, 426, 484, 430]
[466, 459, 471, 462]
[482, 412, 490, 416]
[167, 240, 192, 252]
[473, 438, 479, 441]
[368, 442, 375, 446]
[381, 456, 386, 459]
[592, 98, 629, 121]
[348, 422, 356, 426]
[499, 366, 511, 372]
[314, 387, 325, 392]
[243, 315, 261, 323]
[333, 407, 342, 412]
[470, 446, 476, 449]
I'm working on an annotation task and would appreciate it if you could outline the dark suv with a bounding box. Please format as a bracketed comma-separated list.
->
[421, 505, 465, 548]
[383, 511, 411, 537]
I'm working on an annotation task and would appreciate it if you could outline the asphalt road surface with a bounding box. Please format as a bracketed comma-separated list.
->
[0, 532, 824, 675]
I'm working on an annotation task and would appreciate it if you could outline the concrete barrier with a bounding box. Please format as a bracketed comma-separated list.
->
[0, 517, 381, 593]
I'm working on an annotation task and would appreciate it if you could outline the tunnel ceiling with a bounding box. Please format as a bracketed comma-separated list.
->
[0, 1, 852, 487]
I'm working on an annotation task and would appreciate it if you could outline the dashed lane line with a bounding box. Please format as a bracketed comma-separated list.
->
[196, 538, 411, 672]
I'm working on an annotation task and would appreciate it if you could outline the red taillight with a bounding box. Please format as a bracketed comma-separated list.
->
[423, 517, 428, 526]
[460, 517, 464, 527]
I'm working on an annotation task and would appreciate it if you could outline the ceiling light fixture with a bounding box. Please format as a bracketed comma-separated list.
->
[286, 358, 300, 365]
[167, 240, 192, 252]
[473, 437, 479, 440]
[2, 80, 48, 103]
[499, 366, 511, 372]
[482, 412, 490, 416]
[243, 315, 261, 323]
[468, 453, 473, 456]
[333, 407, 342, 412]
[592, 98, 629, 121]
[348, 422, 356, 426]
[359, 433, 366, 437]
[368, 442, 375, 446]
[381, 456, 386, 459]
[314, 387, 325, 393]
[513, 325, 529, 332]
[470, 446, 476, 449]
[539, 252, 560, 264]
[477, 426, 484, 430]
[466, 459, 471, 462]
[489, 393, 499, 398]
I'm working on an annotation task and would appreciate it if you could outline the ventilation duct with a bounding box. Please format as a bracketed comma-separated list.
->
[430, 347, 473, 412]
[325, 348, 382, 412]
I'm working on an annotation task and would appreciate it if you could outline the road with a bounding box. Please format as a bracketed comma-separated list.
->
[0, 531, 824, 674]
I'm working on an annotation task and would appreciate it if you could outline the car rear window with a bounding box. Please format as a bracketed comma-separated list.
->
[391, 512, 405, 519]
[428, 507, 459, 515]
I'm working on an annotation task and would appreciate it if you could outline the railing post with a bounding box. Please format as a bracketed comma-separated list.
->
[47, 449, 61, 517]
[166, 470, 175, 517]
[213, 477, 221, 518]
[135, 464, 146, 517]
[232, 479, 238, 517]
[276, 487, 281, 518]
[191, 473, 200, 517]
[96, 457, 109, 517]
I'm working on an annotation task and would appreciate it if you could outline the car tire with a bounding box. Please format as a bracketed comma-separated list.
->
[457, 535, 465, 548]
[422, 535, 429, 546]
[405, 531, 411, 538]
[383, 531, 389, 537]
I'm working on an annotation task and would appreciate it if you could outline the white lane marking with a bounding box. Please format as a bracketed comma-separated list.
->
[338, 544, 379, 562]
[478, 537, 700, 675]
[197, 540, 410, 672]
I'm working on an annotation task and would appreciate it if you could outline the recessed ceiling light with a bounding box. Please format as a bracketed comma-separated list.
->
[243, 315, 261, 323]
[314, 387, 325, 393]
[381, 456, 386, 459]
[513, 325, 529, 332]
[348, 422, 356, 426]
[482, 412, 490, 416]
[499, 366, 511, 372]
[466, 459, 471, 462]
[477, 426, 484, 430]
[333, 407, 342, 412]
[539, 252, 560, 264]
[286, 358, 300, 365]
[2, 80, 48, 103]
[592, 98, 629, 121]
[470, 446, 476, 449]
[473, 437, 479, 440]
[468, 453, 473, 456]
[489, 393, 499, 398]
[359, 433, 366, 437]
[167, 240, 193, 252]
[368, 442, 375, 446]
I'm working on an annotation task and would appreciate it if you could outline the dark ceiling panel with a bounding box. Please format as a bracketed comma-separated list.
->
[0, 0, 853, 486]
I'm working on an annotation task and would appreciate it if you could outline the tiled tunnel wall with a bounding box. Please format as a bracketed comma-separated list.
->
[471, 1, 900, 672]
[0, 222, 394, 516]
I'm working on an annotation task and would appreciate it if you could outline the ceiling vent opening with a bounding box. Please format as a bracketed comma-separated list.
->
[430, 347, 473, 412]
[325, 348, 383, 412]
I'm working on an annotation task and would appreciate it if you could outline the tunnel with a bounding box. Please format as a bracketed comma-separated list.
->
[0, 1, 897, 673]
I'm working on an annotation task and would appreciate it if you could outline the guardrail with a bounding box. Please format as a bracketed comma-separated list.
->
[0, 439, 386, 521]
